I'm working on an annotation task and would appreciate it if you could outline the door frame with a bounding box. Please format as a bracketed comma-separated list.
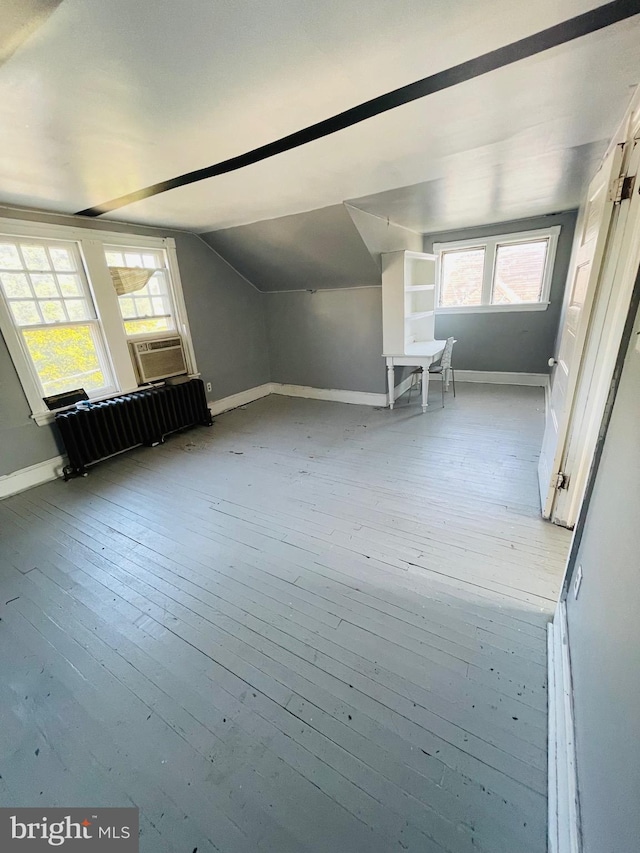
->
[543, 87, 640, 526]
[540, 142, 623, 519]
[546, 121, 640, 853]
[547, 253, 640, 853]
[554, 121, 640, 526]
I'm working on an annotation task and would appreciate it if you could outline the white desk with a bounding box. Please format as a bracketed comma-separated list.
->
[384, 340, 446, 412]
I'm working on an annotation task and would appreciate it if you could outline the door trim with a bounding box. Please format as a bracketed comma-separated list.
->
[541, 141, 624, 521]
[560, 260, 640, 595]
[552, 118, 640, 526]
[541, 86, 640, 524]
[548, 260, 640, 853]
[548, 601, 580, 853]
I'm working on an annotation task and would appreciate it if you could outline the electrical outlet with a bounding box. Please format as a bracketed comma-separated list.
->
[573, 564, 583, 599]
[206, 382, 212, 393]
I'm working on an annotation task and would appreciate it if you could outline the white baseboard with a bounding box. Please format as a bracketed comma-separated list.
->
[271, 383, 387, 407]
[429, 370, 548, 386]
[209, 378, 422, 415]
[208, 382, 273, 416]
[0, 455, 66, 500]
[392, 374, 415, 401]
[209, 372, 546, 420]
[548, 601, 581, 853]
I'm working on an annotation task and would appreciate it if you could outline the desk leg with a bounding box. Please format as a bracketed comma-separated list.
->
[387, 364, 395, 409]
[421, 366, 429, 412]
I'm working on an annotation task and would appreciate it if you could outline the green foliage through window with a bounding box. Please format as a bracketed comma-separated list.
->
[23, 326, 105, 396]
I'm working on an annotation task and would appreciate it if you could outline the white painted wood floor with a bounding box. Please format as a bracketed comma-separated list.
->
[0, 385, 570, 853]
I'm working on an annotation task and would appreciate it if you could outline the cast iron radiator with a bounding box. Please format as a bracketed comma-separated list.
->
[55, 378, 212, 480]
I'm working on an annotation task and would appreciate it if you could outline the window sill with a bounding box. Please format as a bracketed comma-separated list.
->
[32, 387, 138, 426]
[436, 302, 550, 315]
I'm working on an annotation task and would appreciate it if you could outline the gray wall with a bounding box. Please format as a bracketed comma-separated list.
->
[263, 210, 577, 394]
[0, 207, 269, 476]
[1, 205, 578, 474]
[203, 202, 426, 395]
[201, 204, 380, 292]
[0, 328, 63, 471]
[174, 232, 269, 399]
[424, 211, 577, 373]
[565, 298, 640, 853]
[266, 288, 387, 393]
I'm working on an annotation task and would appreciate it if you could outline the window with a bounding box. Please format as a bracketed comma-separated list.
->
[104, 245, 176, 337]
[0, 238, 114, 398]
[0, 220, 197, 425]
[440, 247, 485, 307]
[492, 240, 549, 304]
[434, 227, 560, 312]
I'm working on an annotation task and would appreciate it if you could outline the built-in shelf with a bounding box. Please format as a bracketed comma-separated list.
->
[382, 250, 437, 355]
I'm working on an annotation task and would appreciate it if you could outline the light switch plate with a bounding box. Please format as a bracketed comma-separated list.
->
[574, 564, 583, 599]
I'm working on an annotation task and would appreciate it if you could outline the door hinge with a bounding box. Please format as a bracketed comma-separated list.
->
[555, 472, 570, 490]
[611, 175, 636, 204]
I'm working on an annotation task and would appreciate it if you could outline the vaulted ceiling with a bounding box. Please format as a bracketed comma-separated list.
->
[1, 0, 639, 236]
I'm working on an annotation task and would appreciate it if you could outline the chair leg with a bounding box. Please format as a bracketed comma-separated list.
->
[452, 368, 456, 397]
[441, 375, 445, 407]
[408, 371, 419, 404]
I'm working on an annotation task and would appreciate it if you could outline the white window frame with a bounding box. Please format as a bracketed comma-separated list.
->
[104, 243, 178, 338]
[0, 217, 198, 426]
[433, 226, 561, 314]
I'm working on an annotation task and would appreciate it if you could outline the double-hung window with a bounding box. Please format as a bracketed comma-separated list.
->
[104, 245, 176, 337]
[0, 238, 115, 398]
[0, 219, 196, 425]
[434, 226, 560, 312]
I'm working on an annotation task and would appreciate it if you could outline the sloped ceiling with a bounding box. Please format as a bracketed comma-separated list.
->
[345, 206, 423, 268]
[0, 0, 63, 67]
[0, 0, 639, 236]
[346, 140, 605, 234]
[201, 204, 380, 291]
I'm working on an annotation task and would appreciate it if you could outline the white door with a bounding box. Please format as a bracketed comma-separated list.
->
[553, 128, 640, 527]
[538, 143, 624, 518]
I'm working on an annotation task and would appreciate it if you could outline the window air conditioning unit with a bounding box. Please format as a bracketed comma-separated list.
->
[129, 336, 188, 383]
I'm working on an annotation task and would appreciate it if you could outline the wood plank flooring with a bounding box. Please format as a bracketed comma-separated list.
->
[0, 385, 571, 853]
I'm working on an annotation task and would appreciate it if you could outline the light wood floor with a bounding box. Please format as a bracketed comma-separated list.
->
[0, 385, 570, 853]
